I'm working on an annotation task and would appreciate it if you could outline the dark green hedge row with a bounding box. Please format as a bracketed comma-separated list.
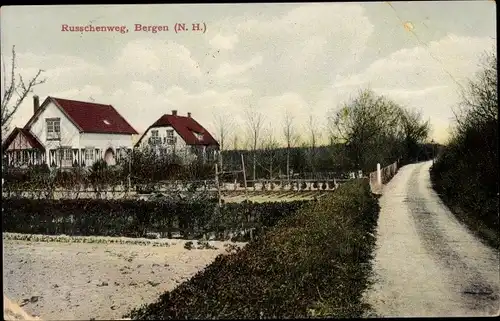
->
[126, 179, 380, 319]
[2, 198, 308, 241]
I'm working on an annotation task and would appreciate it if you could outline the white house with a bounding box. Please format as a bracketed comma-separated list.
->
[135, 110, 219, 164]
[2, 95, 138, 168]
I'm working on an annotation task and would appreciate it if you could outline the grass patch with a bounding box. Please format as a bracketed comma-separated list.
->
[125, 178, 380, 319]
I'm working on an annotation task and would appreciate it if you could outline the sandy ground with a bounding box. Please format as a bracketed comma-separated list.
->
[4, 295, 41, 320]
[3, 235, 246, 320]
[363, 161, 500, 317]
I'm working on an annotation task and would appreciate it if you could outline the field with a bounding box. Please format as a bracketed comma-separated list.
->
[3, 233, 246, 320]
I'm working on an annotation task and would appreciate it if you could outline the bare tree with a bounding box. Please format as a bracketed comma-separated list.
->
[451, 49, 497, 170]
[231, 135, 240, 151]
[244, 106, 265, 182]
[306, 114, 321, 175]
[212, 110, 234, 171]
[1, 45, 46, 136]
[260, 130, 280, 180]
[456, 49, 498, 131]
[282, 109, 298, 181]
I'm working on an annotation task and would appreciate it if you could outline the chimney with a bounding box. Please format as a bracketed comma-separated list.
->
[33, 95, 40, 114]
[172, 110, 177, 116]
[187, 112, 191, 118]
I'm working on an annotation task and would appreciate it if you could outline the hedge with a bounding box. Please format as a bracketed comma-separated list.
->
[2, 198, 308, 241]
[126, 179, 380, 319]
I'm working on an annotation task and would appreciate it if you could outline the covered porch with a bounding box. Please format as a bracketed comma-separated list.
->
[2, 127, 46, 168]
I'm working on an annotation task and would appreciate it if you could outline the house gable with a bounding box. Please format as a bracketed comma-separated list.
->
[27, 100, 81, 150]
[2, 128, 45, 152]
[24, 97, 82, 133]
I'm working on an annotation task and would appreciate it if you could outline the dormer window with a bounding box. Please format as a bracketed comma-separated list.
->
[193, 132, 203, 141]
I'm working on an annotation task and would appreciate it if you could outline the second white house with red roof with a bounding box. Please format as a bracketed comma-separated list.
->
[2, 95, 138, 168]
[134, 109, 220, 164]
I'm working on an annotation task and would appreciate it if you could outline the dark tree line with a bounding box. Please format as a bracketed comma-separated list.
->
[431, 49, 498, 248]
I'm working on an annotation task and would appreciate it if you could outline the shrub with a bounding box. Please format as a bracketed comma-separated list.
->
[126, 179, 380, 319]
[2, 198, 308, 241]
[430, 51, 498, 249]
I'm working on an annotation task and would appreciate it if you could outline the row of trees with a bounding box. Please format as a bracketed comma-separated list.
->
[431, 50, 498, 247]
[213, 89, 432, 180]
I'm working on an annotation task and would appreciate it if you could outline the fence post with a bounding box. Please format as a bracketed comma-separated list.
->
[377, 163, 381, 185]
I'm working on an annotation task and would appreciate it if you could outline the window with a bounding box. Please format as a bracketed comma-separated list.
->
[58, 148, 73, 166]
[85, 148, 94, 161]
[150, 130, 161, 145]
[166, 129, 175, 144]
[22, 150, 29, 164]
[46, 118, 61, 140]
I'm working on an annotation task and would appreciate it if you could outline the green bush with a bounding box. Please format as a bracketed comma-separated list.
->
[2, 198, 308, 241]
[126, 179, 379, 319]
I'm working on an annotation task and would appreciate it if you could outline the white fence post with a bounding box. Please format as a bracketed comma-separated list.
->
[377, 163, 381, 185]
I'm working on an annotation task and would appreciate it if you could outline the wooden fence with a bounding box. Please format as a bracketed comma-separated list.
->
[369, 160, 400, 195]
[2, 178, 352, 200]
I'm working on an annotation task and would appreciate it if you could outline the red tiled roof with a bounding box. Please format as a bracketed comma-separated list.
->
[1, 127, 45, 152]
[137, 114, 219, 147]
[50, 97, 138, 135]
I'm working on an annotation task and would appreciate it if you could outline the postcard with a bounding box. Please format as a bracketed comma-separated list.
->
[1, 3, 498, 320]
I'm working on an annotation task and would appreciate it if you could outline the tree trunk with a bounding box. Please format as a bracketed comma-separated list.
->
[270, 158, 273, 180]
[219, 151, 223, 173]
[253, 152, 256, 181]
[286, 149, 290, 182]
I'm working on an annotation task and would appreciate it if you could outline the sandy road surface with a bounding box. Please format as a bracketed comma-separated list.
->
[3, 237, 244, 320]
[364, 161, 499, 317]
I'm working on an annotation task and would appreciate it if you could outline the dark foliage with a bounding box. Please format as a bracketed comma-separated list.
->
[430, 50, 498, 249]
[126, 179, 380, 319]
[2, 198, 308, 241]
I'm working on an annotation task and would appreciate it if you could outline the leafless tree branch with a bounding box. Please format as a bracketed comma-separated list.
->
[1, 45, 47, 136]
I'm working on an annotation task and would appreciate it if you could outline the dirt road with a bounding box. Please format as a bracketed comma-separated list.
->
[364, 161, 499, 317]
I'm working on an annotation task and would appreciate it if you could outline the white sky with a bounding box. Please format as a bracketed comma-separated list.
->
[0, 2, 496, 146]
